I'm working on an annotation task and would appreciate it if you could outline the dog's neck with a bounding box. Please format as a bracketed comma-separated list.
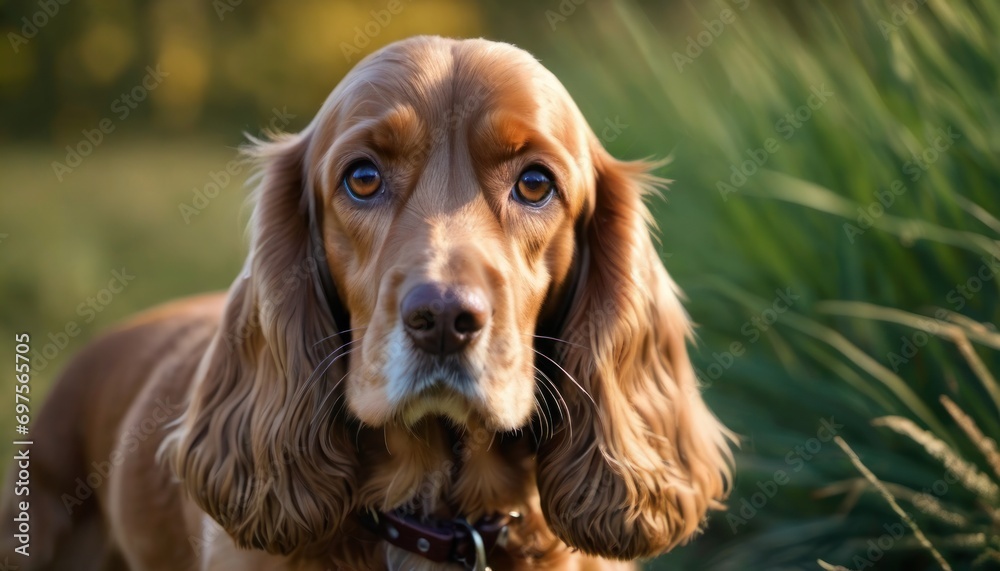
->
[351, 418, 564, 568]
[354, 417, 535, 520]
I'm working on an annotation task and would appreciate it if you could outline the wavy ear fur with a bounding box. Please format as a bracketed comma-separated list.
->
[536, 144, 733, 559]
[164, 132, 357, 555]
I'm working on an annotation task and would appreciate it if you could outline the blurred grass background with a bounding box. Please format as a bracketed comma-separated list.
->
[1, 0, 998, 568]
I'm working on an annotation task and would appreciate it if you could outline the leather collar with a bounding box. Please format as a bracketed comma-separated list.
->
[360, 509, 514, 570]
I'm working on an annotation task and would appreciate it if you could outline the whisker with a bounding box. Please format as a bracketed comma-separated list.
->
[301, 382, 354, 454]
[304, 340, 361, 387]
[355, 422, 365, 451]
[534, 366, 568, 425]
[400, 419, 420, 441]
[531, 334, 587, 351]
[305, 324, 397, 390]
[310, 354, 360, 423]
[530, 394, 542, 440]
[531, 347, 608, 432]
[532, 389, 556, 443]
[530, 348, 595, 404]
[534, 366, 570, 441]
[532, 393, 553, 442]
[330, 393, 348, 420]
[313, 336, 361, 362]
[313, 326, 368, 348]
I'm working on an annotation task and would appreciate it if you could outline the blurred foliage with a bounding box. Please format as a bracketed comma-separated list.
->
[2, 0, 1000, 569]
[0, 0, 481, 142]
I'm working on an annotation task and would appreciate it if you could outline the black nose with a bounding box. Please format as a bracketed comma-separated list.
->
[400, 283, 489, 355]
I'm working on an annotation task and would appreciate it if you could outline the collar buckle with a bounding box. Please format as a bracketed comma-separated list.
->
[454, 519, 488, 571]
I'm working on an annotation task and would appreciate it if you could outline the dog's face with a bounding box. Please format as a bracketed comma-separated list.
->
[307, 38, 590, 430]
[170, 35, 731, 562]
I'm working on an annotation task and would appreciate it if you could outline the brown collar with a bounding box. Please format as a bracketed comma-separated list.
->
[360, 509, 515, 570]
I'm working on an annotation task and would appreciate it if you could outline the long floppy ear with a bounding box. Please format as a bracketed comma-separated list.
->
[164, 131, 357, 555]
[536, 145, 733, 559]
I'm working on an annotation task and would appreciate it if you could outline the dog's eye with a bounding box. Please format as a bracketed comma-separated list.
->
[343, 161, 383, 199]
[513, 167, 554, 206]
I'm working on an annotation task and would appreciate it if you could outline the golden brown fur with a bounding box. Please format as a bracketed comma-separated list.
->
[1, 36, 731, 570]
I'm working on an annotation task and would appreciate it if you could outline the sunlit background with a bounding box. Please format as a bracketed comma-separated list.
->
[2, 0, 999, 568]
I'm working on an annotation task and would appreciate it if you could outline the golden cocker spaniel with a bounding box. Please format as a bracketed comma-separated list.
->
[1, 36, 732, 570]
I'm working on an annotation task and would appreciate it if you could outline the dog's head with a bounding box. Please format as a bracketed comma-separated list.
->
[167, 36, 731, 562]
[312, 37, 594, 431]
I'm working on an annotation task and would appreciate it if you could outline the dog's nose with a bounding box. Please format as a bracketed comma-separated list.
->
[400, 283, 489, 355]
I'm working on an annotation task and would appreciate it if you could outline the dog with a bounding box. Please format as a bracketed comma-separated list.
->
[1, 36, 731, 570]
